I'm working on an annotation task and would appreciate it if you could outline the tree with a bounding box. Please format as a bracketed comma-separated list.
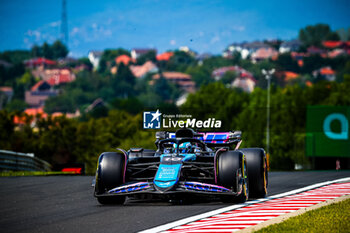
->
[166, 51, 195, 72]
[112, 63, 136, 98]
[274, 53, 299, 73]
[137, 50, 157, 65]
[220, 71, 236, 85]
[299, 24, 340, 47]
[336, 28, 350, 41]
[301, 55, 325, 74]
[98, 48, 131, 73]
[185, 66, 213, 87]
[153, 77, 174, 101]
[30, 40, 68, 59]
[5, 99, 28, 112]
[78, 57, 93, 69]
[31, 45, 42, 57]
[0, 110, 15, 150]
[110, 97, 144, 114]
[51, 40, 68, 59]
[42, 42, 53, 59]
[13, 71, 36, 99]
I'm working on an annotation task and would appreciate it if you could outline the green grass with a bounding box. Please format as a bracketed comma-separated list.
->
[255, 197, 350, 233]
[0, 171, 79, 176]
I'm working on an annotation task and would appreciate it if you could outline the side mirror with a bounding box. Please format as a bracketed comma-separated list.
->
[230, 131, 242, 140]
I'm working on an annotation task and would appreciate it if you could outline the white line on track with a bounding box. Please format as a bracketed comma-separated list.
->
[138, 177, 350, 233]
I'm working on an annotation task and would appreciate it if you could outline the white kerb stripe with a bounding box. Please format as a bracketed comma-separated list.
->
[138, 177, 350, 233]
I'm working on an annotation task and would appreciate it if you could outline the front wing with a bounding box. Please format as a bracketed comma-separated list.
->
[94, 181, 244, 197]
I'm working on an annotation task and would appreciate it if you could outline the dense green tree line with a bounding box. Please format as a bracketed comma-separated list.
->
[1, 76, 350, 173]
[182, 76, 350, 169]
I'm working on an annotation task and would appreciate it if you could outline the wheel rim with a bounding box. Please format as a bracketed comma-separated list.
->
[262, 158, 267, 194]
[243, 157, 248, 199]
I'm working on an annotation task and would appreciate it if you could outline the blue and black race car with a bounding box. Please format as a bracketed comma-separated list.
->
[94, 128, 268, 204]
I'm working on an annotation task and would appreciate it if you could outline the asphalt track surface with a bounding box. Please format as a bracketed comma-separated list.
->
[1, 171, 350, 233]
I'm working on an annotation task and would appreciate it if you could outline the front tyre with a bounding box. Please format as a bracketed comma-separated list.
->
[239, 148, 268, 198]
[217, 151, 248, 203]
[95, 152, 126, 205]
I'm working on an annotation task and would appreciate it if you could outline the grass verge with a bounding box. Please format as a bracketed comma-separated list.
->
[0, 171, 80, 176]
[255, 197, 350, 233]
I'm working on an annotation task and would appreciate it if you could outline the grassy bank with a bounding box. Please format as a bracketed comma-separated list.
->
[0, 171, 81, 176]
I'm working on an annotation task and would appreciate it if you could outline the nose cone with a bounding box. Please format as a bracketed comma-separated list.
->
[153, 164, 182, 192]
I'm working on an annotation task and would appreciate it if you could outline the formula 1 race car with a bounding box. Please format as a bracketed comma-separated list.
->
[94, 128, 268, 204]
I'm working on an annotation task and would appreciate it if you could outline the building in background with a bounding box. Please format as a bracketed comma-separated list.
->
[279, 40, 302, 53]
[88, 51, 103, 70]
[152, 72, 195, 93]
[131, 48, 157, 60]
[25, 81, 58, 107]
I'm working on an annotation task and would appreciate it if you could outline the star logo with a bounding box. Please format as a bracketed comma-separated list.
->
[151, 109, 162, 122]
[143, 110, 162, 129]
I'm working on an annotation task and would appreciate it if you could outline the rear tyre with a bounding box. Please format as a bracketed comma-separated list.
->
[239, 148, 268, 198]
[217, 151, 248, 203]
[95, 152, 126, 205]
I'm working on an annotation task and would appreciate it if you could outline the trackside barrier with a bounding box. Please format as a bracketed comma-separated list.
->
[0, 150, 51, 171]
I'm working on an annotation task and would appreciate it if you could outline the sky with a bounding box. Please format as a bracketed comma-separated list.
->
[0, 0, 349, 57]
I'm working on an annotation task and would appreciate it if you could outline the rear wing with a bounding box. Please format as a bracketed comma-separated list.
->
[155, 130, 242, 148]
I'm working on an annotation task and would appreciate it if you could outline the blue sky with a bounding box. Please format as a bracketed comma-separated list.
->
[0, 0, 349, 57]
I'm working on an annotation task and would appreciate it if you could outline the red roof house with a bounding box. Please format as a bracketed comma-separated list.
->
[156, 52, 174, 61]
[25, 81, 57, 107]
[313, 66, 336, 81]
[46, 69, 75, 86]
[251, 48, 278, 62]
[24, 57, 56, 68]
[115, 55, 135, 65]
[322, 41, 343, 49]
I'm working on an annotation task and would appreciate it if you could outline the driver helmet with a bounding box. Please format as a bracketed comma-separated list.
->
[179, 142, 192, 153]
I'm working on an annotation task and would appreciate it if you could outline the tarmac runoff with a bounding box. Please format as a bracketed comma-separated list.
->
[139, 177, 350, 233]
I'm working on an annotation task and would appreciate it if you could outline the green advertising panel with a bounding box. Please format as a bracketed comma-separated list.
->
[306, 106, 350, 157]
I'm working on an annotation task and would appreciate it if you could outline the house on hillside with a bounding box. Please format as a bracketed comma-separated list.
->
[279, 40, 302, 53]
[32, 68, 76, 85]
[88, 51, 103, 70]
[46, 69, 76, 86]
[156, 52, 174, 61]
[251, 47, 278, 62]
[85, 98, 105, 113]
[322, 41, 348, 49]
[212, 66, 253, 81]
[312, 67, 336, 81]
[223, 41, 270, 59]
[231, 73, 257, 93]
[13, 107, 48, 126]
[152, 72, 195, 93]
[179, 46, 197, 57]
[328, 49, 346, 58]
[24, 57, 56, 69]
[129, 61, 158, 78]
[275, 71, 300, 85]
[25, 81, 58, 107]
[131, 48, 157, 60]
[115, 54, 135, 65]
[307, 46, 327, 57]
[57, 57, 77, 66]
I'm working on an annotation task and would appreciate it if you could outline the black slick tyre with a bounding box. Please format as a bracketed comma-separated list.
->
[239, 148, 268, 198]
[217, 151, 248, 203]
[95, 152, 126, 205]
